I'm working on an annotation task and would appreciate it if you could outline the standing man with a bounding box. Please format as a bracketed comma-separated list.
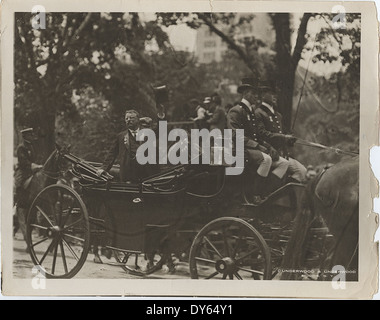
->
[100, 86, 167, 182]
[14, 128, 42, 247]
[227, 78, 289, 204]
[101, 110, 161, 182]
[256, 80, 307, 183]
[207, 93, 227, 131]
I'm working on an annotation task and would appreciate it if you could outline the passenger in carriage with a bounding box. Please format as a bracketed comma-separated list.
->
[227, 77, 290, 204]
[192, 97, 212, 129]
[206, 93, 227, 131]
[255, 80, 307, 183]
[99, 109, 164, 183]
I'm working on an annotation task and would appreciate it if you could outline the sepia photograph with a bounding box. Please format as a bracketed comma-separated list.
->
[1, 0, 378, 298]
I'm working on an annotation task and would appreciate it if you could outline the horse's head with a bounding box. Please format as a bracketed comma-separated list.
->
[40, 143, 72, 178]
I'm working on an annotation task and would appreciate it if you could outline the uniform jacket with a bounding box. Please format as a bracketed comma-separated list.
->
[227, 101, 273, 152]
[14, 142, 35, 188]
[255, 103, 287, 153]
[207, 105, 226, 131]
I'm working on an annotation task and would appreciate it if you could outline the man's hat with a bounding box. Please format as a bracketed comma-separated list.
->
[20, 128, 34, 135]
[153, 85, 169, 104]
[237, 77, 259, 94]
[258, 80, 276, 92]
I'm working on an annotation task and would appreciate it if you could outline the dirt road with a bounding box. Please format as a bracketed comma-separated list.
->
[12, 231, 191, 280]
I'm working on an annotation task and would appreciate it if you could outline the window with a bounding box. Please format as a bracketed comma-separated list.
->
[204, 40, 216, 48]
[203, 52, 216, 61]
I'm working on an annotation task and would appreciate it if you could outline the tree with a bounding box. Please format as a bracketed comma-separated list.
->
[15, 12, 169, 160]
[157, 12, 312, 131]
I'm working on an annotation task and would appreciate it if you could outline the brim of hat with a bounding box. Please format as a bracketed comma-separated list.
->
[237, 84, 257, 93]
[258, 85, 273, 90]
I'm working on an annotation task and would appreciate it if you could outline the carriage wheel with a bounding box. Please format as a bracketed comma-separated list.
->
[26, 184, 90, 279]
[189, 217, 272, 280]
[113, 250, 170, 276]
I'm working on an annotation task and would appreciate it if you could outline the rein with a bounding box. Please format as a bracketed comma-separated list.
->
[40, 168, 63, 179]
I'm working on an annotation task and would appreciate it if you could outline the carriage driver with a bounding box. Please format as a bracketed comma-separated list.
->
[14, 128, 43, 248]
[255, 80, 307, 183]
[227, 78, 289, 204]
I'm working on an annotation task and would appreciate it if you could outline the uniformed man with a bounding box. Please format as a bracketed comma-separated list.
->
[227, 78, 289, 204]
[256, 80, 307, 183]
[14, 128, 42, 245]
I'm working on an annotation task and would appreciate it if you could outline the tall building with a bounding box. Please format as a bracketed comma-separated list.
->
[195, 13, 275, 64]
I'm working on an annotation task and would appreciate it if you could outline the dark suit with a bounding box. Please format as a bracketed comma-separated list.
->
[103, 129, 159, 182]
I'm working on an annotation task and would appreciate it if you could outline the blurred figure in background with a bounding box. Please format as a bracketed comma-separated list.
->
[207, 93, 227, 131]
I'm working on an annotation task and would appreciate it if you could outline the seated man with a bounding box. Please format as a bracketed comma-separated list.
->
[227, 77, 290, 204]
[256, 80, 307, 183]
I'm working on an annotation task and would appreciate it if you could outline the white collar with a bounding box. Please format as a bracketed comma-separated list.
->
[241, 98, 254, 111]
[261, 102, 275, 114]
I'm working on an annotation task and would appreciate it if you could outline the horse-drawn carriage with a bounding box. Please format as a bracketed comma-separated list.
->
[24, 144, 357, 280]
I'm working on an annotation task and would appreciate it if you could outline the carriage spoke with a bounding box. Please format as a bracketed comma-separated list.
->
[30, 224, 49, 231]
[222, 273, 227, 279]
[234, 248, 260, 263]
[36, 205, 55, 228]
[222, 227, 232, 257]
[31, 237, 49, 248]
[56, 190, 63, 225]
[51, 238, 59, 275]
[231, 236, 242, 259]
[205, 271, 219, 279]
[62, 217, 84, 232]
[203, 236, 223, 259]
[195, 256, 217, 264]
[60, 241, 68, 274]
[233, 272, 243, 280]
[236, 266, 264, 276]
[39, 238, 58, 265]
[60, 207, 80, 228]
[62, 233, 85, 243]
[62, 238, 80, 261]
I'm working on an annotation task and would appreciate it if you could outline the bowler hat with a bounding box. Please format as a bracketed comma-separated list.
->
[237, 77, 258, 94]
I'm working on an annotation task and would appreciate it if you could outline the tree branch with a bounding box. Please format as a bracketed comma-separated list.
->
[66, 13, 93, 47]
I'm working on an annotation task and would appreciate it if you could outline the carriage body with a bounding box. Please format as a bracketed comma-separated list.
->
[25, 150, 333, 280]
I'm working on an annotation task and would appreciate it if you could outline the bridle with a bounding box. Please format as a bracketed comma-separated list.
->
[39, 150, 67, 180]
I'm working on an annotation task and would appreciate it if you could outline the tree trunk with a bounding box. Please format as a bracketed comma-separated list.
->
[271, 13, 312, 132]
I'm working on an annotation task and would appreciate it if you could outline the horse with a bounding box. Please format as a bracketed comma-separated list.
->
[280, 156, 359, 281]
[14, 144, 69, 248]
